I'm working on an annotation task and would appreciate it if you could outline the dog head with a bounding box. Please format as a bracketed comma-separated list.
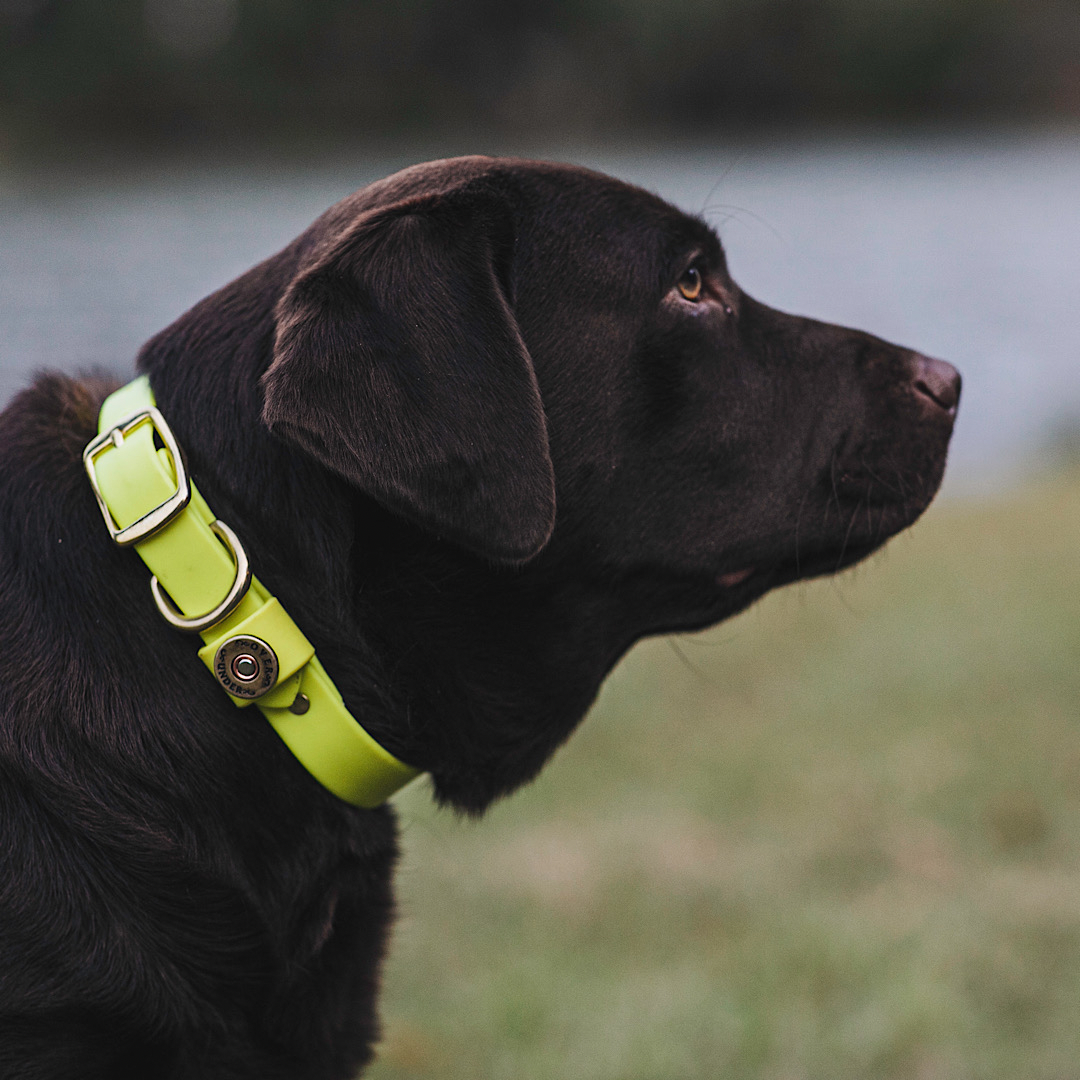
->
[260, 157, 957, 611]
[142, 156, 959, 808]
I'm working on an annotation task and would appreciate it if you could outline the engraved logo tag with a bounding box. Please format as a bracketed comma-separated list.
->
[213, 635, 279, 699]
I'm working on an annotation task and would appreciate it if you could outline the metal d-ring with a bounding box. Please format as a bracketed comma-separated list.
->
[150, 519, 252, 633]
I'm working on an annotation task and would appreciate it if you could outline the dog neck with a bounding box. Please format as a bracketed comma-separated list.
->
[129, 259, 636, 816]
[83, 375, 420, 809]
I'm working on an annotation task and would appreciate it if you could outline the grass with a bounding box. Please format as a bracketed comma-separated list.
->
[367, 468, 1080, 1080]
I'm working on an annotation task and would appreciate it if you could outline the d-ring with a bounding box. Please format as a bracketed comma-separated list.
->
[150, 520, 252, 633]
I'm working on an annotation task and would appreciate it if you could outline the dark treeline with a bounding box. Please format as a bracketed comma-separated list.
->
[2, 0, 1079, 154]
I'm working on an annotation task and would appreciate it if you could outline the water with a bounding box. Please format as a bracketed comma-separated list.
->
[2, 133, 1078, 496]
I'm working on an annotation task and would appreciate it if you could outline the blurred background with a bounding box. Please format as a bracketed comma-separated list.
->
[2, 2, 1079, 1078]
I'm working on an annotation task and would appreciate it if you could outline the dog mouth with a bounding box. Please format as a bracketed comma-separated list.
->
[716, 567, 756, 587]
[714, 521, 898, 599]
[771, 538, 885, 584]
[715, 542, 879, 595]
[690, 431, 955, 627]
[713, 482, 929, 594]
[648, 531, 889, 638]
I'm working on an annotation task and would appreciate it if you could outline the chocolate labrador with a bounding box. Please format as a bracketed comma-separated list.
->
[0, 157, 959, 1079]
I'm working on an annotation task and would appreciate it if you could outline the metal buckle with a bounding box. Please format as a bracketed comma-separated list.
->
[150, 519, 252, 634]
[83, 408, 192, 548]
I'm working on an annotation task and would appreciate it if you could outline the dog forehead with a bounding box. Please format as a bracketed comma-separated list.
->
[509, 160, 721, 257]
[322, 156, 720, 267]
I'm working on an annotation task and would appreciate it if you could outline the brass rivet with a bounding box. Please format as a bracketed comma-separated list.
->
[289, 693, 311, 715]
[232, 654, 259, 681]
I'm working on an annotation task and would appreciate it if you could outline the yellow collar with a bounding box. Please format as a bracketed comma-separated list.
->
[83, 376, 419, 809]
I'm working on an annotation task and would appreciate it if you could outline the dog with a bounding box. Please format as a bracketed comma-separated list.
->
[0, 156, 959, 1079]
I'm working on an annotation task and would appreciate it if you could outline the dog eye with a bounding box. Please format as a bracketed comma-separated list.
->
[676, 265, 703, 302]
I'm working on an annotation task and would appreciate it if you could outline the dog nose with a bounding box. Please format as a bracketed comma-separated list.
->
[910, 355, 961, 416]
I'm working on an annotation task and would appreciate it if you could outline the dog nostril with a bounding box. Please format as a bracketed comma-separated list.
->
[911, 355, 961, 415]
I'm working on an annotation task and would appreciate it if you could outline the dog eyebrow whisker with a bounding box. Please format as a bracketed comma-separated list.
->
[697, 154, 747, 217]
[701, 202, 786, 246]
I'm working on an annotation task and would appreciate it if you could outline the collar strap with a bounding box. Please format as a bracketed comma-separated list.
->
[83, 376, 420, 809]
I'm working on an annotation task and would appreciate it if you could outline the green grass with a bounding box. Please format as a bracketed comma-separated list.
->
[368, 469, 1080, 1080]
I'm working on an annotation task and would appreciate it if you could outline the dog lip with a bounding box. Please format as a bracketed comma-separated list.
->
[717, 567, 755, 587]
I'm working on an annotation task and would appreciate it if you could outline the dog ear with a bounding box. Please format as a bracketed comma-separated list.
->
[261, 185, 555, 564]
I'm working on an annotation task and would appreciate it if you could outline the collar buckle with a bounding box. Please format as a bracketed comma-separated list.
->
[83, 407, 191, 547]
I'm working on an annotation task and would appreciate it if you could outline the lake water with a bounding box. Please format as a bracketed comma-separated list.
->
[2, 133, 1078, 497]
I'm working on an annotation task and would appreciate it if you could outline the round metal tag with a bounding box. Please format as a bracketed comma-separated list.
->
[213, 635, 279, 699]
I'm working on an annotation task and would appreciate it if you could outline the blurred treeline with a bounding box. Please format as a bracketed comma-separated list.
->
[2, 0, 1079, 155]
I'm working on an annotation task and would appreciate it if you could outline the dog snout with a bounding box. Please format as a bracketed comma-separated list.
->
[910, 354, 961, 417]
